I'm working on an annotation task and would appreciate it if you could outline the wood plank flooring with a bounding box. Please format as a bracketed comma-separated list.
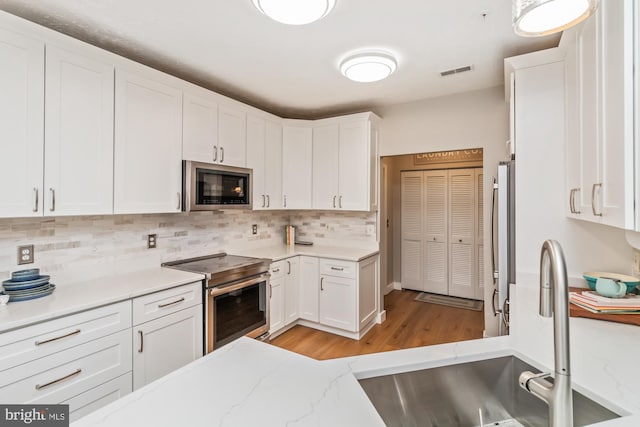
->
[270, 289, 485, 360]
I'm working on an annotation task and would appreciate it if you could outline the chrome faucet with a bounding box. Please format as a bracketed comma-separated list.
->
[519, 240, 573, 426]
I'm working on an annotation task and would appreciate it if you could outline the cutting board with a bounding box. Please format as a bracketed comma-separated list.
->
[569, 287, 640, 327]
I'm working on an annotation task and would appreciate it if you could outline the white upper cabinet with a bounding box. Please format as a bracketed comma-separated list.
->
[114, 69, 183, 214]
[312, 125, 339, 209]
[44, 45, 114, 216]
[247, 116, 283, 210]
[565, 0, 634, 229]
[0, 28, 44, 218]
[282, 125, 313, 209]
[217, 105, 246, 167]
[182, 90, 218, 163]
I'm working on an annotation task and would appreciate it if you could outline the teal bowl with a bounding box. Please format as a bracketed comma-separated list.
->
[583, 272, 640, 293]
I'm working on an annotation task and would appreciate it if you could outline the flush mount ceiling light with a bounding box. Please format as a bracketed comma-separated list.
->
[252, 0, 336, 25]
[513, 0, 597, 37]
[340, 53, 397, 83]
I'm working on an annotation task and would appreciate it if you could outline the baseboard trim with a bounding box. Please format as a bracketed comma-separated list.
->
[393, 281, 402, 290]
[384, 282, 394, 295]
[376, 310, 386, 324]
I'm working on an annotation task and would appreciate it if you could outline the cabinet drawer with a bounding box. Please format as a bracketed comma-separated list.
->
[319, 258, 356, 279]
[65, 372, 132, 422]
[0, 329, 132, 405]
[132, 282, 201, 325]
[0, 301, 131, 371]
[269, 261, 285, 279]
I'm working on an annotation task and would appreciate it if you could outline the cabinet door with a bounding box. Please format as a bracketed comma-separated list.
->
[565, 31, 582, 219]
[183, 90, 218, 163]
[312, 124, 339, 209]
[298, 256, 319, 322]
[218, 105, 246, 167]
[284, 257, 299, 325]
[44, 45, 114, 216]
[114, 69, 182, 214]
[424, 171, 448, 295]
[133, 305, 202, 390]
[358, 255, 377, 330]
[597, 0, 634, 228]
[400, 171, 424, 291]
[264, 120, 283, 209]
[246, 115, 266, 209]
[338, 121, 370, 211]
[319, 275, 356, 332]
[282, 126, 312, 209]
[0, 29, 44, 218]
[448, 169, 476, 299]
[269, 276, 285, 334]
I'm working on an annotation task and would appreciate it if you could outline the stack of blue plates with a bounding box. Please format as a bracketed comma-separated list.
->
[2, 268, 55, 302]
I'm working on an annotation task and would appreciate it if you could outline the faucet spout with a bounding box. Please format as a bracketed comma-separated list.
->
[519, 239, 573, 427]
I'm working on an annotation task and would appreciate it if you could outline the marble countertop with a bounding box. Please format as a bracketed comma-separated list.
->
[70, 335, 640, 427]
[234, 244, 379, 262]
[0, 268, 205, 333]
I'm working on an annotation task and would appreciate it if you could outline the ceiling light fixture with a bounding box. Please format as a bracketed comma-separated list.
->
[252, 0, 336, 25]
[340, 53, 397, 83]
[513, 0, 597, 37]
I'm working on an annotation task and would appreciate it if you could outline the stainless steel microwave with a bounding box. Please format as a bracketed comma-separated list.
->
[183, 161, 252, 211]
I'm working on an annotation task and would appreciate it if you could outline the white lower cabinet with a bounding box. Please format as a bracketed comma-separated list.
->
[284, 257, 299, 326]
[269, 261, 285, 334]
[298, 256, 319, 322]
[319, 274, 357, 332]
[64, 373, 132, 422]
[132, 282, 203, 390]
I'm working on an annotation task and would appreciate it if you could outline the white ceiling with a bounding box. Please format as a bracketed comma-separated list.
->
[0, 0, 559, 118]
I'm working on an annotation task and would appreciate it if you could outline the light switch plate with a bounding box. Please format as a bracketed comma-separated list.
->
[147, 234, 157, 249]
[17, 245, 34, 265]
[252, 224, 258, 235]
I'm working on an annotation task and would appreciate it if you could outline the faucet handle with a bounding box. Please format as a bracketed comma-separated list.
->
[519, 371, 552, 391]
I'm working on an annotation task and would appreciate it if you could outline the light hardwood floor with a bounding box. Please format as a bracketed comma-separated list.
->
[270, 289, 485, 360]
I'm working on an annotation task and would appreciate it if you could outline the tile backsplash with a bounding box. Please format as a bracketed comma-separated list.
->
[0, 210, 377, 285]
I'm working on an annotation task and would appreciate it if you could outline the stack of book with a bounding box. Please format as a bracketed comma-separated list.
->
[570, 290, 640, 314]
[284, 225, 296, 246]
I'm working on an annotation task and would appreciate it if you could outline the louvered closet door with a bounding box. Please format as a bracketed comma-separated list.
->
[448, 169, 476, 299]
[476, 171, 484, 300]
[401, 172, 424, 291]
[423, 171, 448, 295]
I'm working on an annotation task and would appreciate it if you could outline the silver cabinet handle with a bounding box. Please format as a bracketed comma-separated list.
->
[35, 328, 81, 346]
[36, 368, 82, 390]
[320, 277, 324, 291]
[266, 195, 270, 208]
[283, 195, 287, 208]
[262, 195, 266, 208]
[177, 192, 181, 210]
[269, 284, 272, 299]
[569, 189, 575, 213]
[213, 145, 218, 162]
[333, 195, 336, 208]
[220, 146, 224, 163]
[33, 188, 39, 212]
[492, 288, 501, 316]
[287, 260, 291, 275]
[330, 266, 344, 271]
[158, 297, 185, 308]
[49, 188, 55, 212]
[138, 330, 144, 353]
[339, 195, 343, 208]
[591, 183, 603, 216]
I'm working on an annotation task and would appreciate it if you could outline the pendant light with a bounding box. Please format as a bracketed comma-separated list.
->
[513, 0, 598, 37]
[252, 0, 336, 25]
[340, 53, 397, 83]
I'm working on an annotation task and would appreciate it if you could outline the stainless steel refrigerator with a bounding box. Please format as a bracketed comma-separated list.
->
[492, 160, 515, 335]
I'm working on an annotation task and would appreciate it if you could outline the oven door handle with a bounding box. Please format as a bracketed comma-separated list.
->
[209, 274, 269, 297]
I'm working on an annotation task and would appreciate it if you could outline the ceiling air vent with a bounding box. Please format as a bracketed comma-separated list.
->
[440, 65, 473, 77]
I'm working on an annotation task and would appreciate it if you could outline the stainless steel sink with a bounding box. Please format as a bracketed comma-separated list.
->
[358, 356, 619, 427]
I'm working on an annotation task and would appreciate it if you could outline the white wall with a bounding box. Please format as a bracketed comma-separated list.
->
[375, 86, 510, 336]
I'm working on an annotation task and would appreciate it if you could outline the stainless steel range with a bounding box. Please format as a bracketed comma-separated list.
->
[162, 253, 271, 353]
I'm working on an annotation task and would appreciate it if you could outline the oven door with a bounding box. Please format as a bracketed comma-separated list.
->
[206, 273, 269, 353]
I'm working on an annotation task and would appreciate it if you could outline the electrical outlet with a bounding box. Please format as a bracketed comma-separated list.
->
[252, 224, 258, 235]
[17, 245, 34, 265]
[147, 234, 157, 249]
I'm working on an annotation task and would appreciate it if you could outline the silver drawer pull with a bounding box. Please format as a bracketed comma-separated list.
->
[320, 277, 324, 291]
[330, 266, 344, 271]
[36, 368, 82, 390]
[138, 330, 144, 353]
[35, 329, 81, 346]
[158, 297, 185, 308]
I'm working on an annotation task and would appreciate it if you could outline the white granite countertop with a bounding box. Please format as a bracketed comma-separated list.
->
[0, 268, 205, 333]
[234, 244, 379, 262]
[70, 335, 640, 427]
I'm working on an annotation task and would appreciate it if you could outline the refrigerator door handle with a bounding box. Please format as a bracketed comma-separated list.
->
[492, 288, 501, 316]
[490, 177, 498, 281]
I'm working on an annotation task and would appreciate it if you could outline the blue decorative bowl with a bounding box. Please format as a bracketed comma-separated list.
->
[583, 272, 640, 293]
